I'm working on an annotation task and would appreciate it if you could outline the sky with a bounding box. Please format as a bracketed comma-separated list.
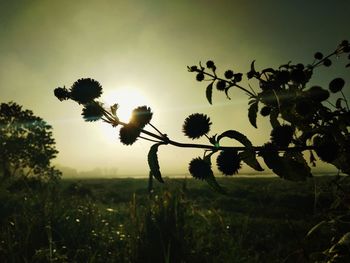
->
[0, 0, 349, 177]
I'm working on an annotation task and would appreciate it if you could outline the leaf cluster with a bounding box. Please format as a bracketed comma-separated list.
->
[188, 40, 350, 181]
[55, 40, 350, 192]
[0, 102, 61, 180]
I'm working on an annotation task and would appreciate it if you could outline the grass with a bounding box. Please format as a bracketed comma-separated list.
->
[0, 175, 348, 262]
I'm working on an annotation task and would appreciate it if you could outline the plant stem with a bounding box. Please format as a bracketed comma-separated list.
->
[310, 50, 337, 69]
[103, 104, 315, 153]
[149, 123, 165, 137]
[140, 123, 315, 151]
[200, 71, 256, 97]
[138, 135, 162, 143]
[340, 90, 349, 111]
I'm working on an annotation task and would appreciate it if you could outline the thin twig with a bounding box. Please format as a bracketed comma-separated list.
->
[149, 123, 164, 137]
[340, 90, 349, 111]
[199, 70, 256, 97]
[138, 135, 162, 143]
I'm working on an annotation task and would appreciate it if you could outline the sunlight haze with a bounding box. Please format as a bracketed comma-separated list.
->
[0, 0, 349, 177]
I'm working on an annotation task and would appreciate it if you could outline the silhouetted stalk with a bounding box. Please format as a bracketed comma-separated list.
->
[149, 123, 165, 137]
[198, 70, 256, 97]
[101, 107, 315, 152]
[311, 50, 338, 69]
[138, 135, 162, 143]
[340, 90, 349, 111]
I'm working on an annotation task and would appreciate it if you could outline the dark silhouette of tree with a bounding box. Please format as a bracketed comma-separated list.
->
[0, 102, 61, 180]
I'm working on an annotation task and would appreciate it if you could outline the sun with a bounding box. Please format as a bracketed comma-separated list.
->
[103, 88, 150, 122]
[98, 87, 151, 140]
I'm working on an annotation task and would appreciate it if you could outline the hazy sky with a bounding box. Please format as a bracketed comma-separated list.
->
[1, 0, 349, 176]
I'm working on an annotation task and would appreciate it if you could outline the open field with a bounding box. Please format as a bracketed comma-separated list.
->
[0, 176, 349, 262]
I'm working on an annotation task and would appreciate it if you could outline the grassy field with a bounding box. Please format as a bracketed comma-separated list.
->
[0, 175, 348, 262]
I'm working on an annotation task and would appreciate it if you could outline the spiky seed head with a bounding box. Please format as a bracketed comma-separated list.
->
[81, 102, 104, 122]
[216, 149, 241, 176]
[70, 78, 102, 104]
[119, 124, 140, 145]
[130, 106, 153, 128]
[182, 113, 212, 139]
[188, 157, 212, 180]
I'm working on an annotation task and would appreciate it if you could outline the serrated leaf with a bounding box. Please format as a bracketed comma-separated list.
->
[261, 150, 281, 171]
[217, 130, 253, 148]
[269, 108, 280, 128]
[205, 172, 226, 194]
[261, 150, 311, 181]
[148, 143, 164, 183]
[248, 101, 259, 128]
[206, 81, 214, 104]
[239, 149, 264, 171]
[203, 155, 226, 194]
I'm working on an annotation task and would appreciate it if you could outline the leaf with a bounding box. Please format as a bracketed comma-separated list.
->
[248, 101, 259, 128]
[247, 60, 257, 79]
[279, 61, 291, 69]
[283, 157, 311, 181]
[336, 98, 344, 109]
[260, 149, 282, 171]
[239, 149, 264, 171]
[206, 81, 214, 105]
[217, 130, 253, 148]
[203, 155, 226, 194]
[148, 143, 164, 183]
[248, 98, 257, 105]
[261, 150, 312, 181]
[269, 108, 280, 128]
[284, 151, 309, 168]
[205, 172, 226, 194]
[261, 68, 275, 74]
[250, 60, 256, 73]
[224, 87, 231, 100]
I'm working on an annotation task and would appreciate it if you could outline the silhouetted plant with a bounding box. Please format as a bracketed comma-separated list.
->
[0, 102, 61, 181]
[54, 40, 350, 192]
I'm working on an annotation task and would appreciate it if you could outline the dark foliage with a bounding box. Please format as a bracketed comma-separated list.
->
[0, 102, 60, 180]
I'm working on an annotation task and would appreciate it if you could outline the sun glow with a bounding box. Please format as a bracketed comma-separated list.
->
[99, 88, 151, 139]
